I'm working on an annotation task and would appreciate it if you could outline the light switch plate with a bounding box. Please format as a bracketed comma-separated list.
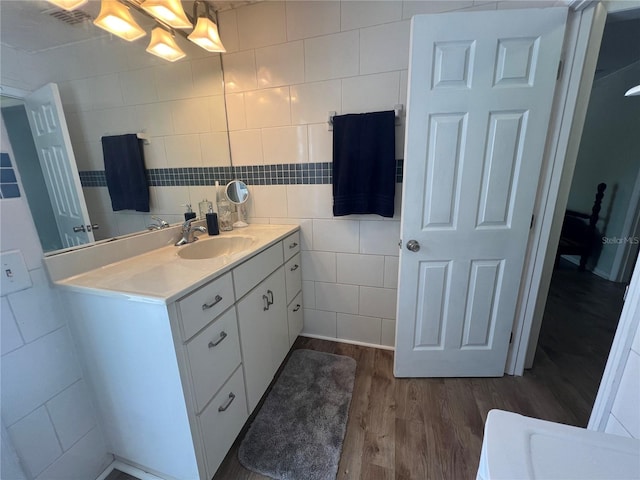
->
[1, 250, 32, 295]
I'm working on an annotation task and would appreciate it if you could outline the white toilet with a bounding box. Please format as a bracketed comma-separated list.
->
[477, 409, 640, 479]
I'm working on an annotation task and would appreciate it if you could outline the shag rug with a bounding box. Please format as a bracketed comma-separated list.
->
[237, 349, 357, 480]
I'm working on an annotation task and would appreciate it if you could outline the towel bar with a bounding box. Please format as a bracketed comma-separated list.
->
[328, 104, 403, 131]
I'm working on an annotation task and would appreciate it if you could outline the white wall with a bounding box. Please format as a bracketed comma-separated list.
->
[1, 118, 111, 479]
[566, 60, 640, 277]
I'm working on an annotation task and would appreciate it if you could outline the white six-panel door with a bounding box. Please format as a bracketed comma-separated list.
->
[395, 8, 567, 377]
[24, 83, 94, 248]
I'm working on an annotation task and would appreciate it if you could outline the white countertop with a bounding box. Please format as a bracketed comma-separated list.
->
[55, 224, 299, 304]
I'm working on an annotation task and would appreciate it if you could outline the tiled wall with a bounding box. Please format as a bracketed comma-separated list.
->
[0, 119, 111, 479]
[0, 152, 20, 199]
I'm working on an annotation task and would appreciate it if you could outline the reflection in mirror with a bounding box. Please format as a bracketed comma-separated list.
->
[226, 180, 249, 228]
[0, 1, 232, 255]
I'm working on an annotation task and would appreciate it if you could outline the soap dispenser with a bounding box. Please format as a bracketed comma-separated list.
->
[183, 204, 196, 221]
[206, 205, 219, 236]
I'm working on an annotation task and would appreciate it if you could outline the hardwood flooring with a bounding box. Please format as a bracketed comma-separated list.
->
[210, 263, 625, 480]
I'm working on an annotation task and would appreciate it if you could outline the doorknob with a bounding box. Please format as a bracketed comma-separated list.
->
[406, 240, 420, 252]
[73, 225, 86, 233]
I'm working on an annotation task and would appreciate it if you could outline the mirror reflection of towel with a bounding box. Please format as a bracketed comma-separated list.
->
[332, 111, 396, 217]
[101, 134, 150, 212]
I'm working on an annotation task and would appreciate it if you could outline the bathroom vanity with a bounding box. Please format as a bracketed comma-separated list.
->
[50, 224, 302, 480]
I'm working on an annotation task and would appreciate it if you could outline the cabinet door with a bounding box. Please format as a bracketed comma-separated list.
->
[237, 267, 288, 412]
[267, 268, 289, 372]
[287, 291, 304, 347]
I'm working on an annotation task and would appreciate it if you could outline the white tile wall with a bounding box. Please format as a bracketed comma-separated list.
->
[1, 118, 110, 478]
[291, 80, 342, 125]
[337, 253, 385, 287]
[1, 297, 24, 355]
[313, 219, 359, 253]
[304, 31, 360, 82]
[302, 308, 337, 338]
[236, 1, 287, 50]
[244, 87, 292, 128]
[337, 313, 382, 344]
[359, 286, 398, 320]
[341, 1, 403, 31]
[255, 41, 305, 88]
[315, 282, 359, 314]
[286, 1, 341, 40]
[7, 268, 64, 343]
[8, 407, 62, 477]
[261, 126, 308, 164]
[46, 381, 96, 450]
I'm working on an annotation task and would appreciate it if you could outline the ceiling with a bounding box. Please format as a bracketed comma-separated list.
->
[0, 0, 256, 53]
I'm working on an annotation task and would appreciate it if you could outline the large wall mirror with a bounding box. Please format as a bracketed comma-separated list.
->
[0, 0, 232, 255]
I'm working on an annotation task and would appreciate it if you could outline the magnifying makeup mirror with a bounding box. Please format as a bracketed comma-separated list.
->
[226, 180, 249, 228]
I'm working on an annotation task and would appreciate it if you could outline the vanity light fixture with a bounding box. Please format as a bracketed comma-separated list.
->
[141, 0, 192, 29]
[47, 0, 88, 11]
[146, 26, 186, 62]
[93, 0, 146, 42]
[187, 2, 226, 52]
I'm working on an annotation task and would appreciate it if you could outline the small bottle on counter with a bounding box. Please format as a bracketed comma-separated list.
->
[183, 203, 196, 221]
[206, 205, 219, 236]
[216, 181, 233, 231]
[198, 198, 212, 220]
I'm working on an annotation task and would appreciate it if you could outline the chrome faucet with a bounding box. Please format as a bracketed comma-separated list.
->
[175, 218, 206, 246]
[148, 215, 170, 230]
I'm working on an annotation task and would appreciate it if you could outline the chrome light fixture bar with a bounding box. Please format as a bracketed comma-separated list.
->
[141, 0, 192, 30]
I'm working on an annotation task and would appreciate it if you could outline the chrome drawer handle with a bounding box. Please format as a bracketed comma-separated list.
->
[289, 242, 298, 249]
[267, 289, 274, 305]
[292, 304, 301, 312]
[263, 294, 270, 311]
[202, 295, 223, 310]
[208, 331, 227, 348]
[290, 264, 299, 272]
[218, 392, 236, 412]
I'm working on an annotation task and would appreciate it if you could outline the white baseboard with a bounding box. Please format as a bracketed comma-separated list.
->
[96, 460, 166, 480]
[299, 333, 395, 351]
[560, 255, 610, 280]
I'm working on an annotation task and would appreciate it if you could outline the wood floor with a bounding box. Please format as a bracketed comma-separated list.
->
[210, 263, 625, 480]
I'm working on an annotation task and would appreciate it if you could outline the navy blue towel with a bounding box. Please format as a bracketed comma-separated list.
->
[101, 134, 149, 212]
[332, 111, 396, 217]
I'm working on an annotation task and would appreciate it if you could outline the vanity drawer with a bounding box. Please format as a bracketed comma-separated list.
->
[186, 307, 241, 413]
[284, 253, 302, 305]
[233, 242, 283, 299]
[178, 272, 234, 341]
[283, 231, 300, 261]
[287, 291, 303, 347]
[199, 366, 248, 478]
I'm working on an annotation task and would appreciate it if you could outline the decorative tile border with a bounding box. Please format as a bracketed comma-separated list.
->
[79, 160, 404, 188]
[0, 152, 21, 199]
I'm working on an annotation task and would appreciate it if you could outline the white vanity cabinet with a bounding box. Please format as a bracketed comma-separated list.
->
[60, 227, 303, 480]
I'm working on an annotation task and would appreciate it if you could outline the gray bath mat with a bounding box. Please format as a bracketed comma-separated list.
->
[238, 349, 356, 480]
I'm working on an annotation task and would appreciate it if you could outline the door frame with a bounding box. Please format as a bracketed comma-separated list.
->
[506, 3, 608, 374]
[610, 165, 640, 282]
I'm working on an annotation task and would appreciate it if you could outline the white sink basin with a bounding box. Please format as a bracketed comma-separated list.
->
[177, 235, 258, 260]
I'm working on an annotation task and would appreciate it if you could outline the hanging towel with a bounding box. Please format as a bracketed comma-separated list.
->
[101, 134, 150, 212]
[332, 111, 396, 217]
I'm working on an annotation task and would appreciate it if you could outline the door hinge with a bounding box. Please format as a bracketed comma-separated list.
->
[530, 214, 535, 230]
[557, 59, 564, 80]
[509, 332, 513, 344]
[624, 284, 629, 301]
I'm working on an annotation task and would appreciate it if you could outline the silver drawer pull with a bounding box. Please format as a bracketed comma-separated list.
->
[292, 304, 301, 312]
[289, 242, 298, 249]
[218, 392, 236, 412]
[208, 331, 227, 348]
[290, 264, 299, 272]
[202, 295, 223, 310]
[263, 294, 270, 311]
[267, 289, 274, 305]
